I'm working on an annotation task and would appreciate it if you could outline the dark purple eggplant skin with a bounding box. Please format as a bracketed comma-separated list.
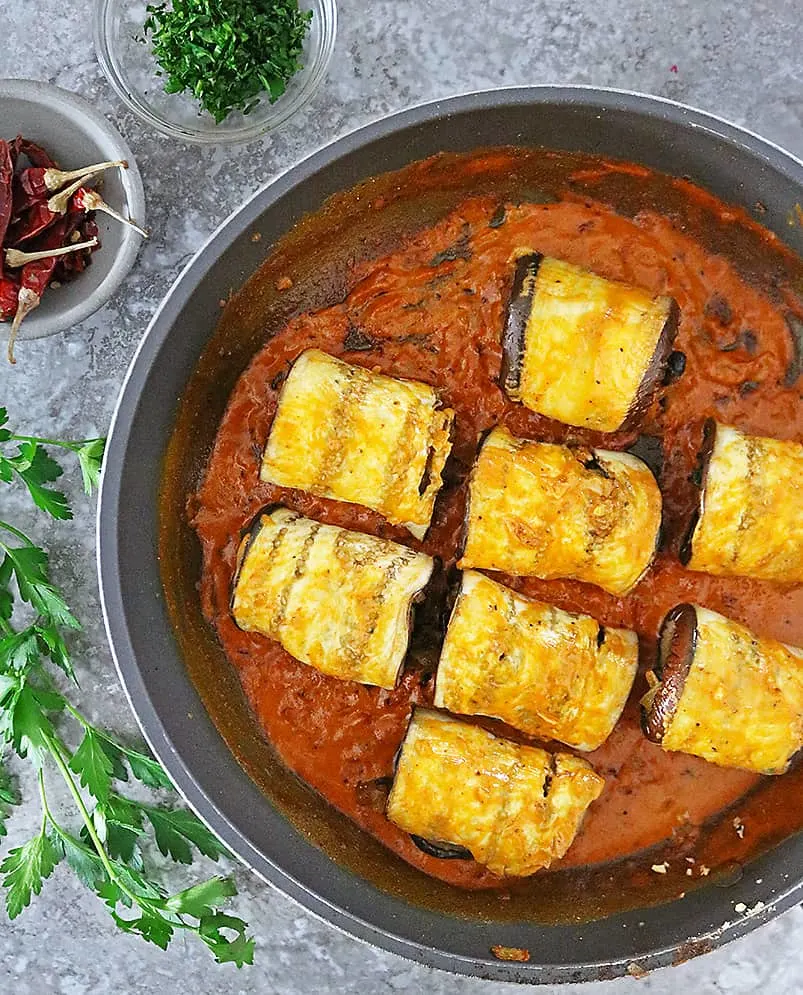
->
[679, 419, 717, 566]
[229, 504, 289, 620]
[499, 253, 544, 395]
[621, 297, 681, 431]
[641, 604, 698, 743]
[411, 835, 474, 861]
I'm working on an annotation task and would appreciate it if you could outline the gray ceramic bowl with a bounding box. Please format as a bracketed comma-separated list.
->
[99, 88, 803, 983]
[0, 79, 145, 340]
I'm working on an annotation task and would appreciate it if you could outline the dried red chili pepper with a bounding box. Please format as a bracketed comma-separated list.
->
[72, 187, 149, 238]
[5, 210, 80, 364]
[19, 159, 127, 200]
[0, 274, 19, 320]
[15, 136, 56, 169]
[0, 140, 14, 277]
[7, 172, 99, 245]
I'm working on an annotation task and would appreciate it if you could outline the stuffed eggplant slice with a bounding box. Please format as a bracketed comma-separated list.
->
[260, 349, 454, 539]
[231, 507, 433, 689]
[386, 709, 604, 876]
[642, 604, 803, 775]
[500, 254, 679, 433]
[458, 426, 662, 595]
[682, 421, 803, 584]
[434, 571, 638, 750]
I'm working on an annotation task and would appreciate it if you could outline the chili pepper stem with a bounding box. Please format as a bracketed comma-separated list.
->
[6, 286, 39, 364]
[46, 170, 108, 216]
[42, 160, 128, 193]
[5, 238, 99, 269]
[75, 188, 148, 238]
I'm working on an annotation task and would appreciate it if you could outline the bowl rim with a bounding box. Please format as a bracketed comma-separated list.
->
[93, 0, 338, 146]
[98, 85, 803, 983]
[0, 77, 146, 339]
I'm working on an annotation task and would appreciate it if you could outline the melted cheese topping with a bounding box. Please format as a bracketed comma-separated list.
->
[688, 423, 803, 583]
[459, 426, 662, 595]
[434, 571, 638, 750]
[512, 257, 674, 432]
[386, 710, 604, 876]
[232, 507, 433, 688]
[662, 606, 803, 774]
[260, 350, 454, 539]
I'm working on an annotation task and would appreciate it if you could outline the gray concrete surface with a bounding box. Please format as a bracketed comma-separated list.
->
[3, 0, 803, 991]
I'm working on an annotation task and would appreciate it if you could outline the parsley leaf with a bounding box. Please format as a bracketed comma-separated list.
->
[75, 438, 106, 495]
[199, 911, 256, 966]
[1, 543, 79, 632]
[123, 746, 174, 790]
[165, 875, 237, 918]
[52, 832, 106, 890]
[0, 627, 41, 673]
[96, 795, 145, 867]
[7, 683, 64, 767]
[144, 806, 229, 864]
[70, 727, 115, 803]
[1, 832, 60, 918]
[0, 442, 71, 521]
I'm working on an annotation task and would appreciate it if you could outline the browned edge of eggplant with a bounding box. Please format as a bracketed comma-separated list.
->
[621, 297, 681, 431]
[499, 252, 544, 396]
[679, 418, 717, 566]
[429, 568, 469, 705]
[456, 427, 496, 563]
[641, 603, 698, 743]
[229, 503, 291, 624]
[387, 706, 475, 861]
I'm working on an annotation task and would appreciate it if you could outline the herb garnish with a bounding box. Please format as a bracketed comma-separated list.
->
[144, 0, 313, 124]
[0, 407, 254, 965]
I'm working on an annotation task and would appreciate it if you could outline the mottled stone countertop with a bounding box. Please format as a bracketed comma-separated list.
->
[3, 0, 803, 992]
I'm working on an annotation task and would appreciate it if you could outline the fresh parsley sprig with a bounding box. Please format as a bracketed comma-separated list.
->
[0, 408, 254, 966]
[0, 407, 106, 518]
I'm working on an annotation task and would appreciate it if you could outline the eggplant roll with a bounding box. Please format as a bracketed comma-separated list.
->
[386, 709, 604, 876]
[500, 254, 678, 433]
[642, 605, 803, 775]
[231, 507, 434, 689]
[434, 571, 638, 750]
[260, 349, 454, 539]
[683, 422, 803, 584]
[458, 426, 662, 595]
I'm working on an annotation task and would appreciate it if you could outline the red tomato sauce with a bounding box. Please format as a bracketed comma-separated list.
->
[191, 175, 803, 890]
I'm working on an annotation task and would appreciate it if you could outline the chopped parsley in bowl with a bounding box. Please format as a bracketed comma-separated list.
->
[94, 0, 336, 144]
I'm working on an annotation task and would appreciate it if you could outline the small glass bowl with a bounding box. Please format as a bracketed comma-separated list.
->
[94, 0, 337, 145]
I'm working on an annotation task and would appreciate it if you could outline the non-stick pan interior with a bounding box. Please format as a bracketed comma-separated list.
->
[100, 88, 803, 983]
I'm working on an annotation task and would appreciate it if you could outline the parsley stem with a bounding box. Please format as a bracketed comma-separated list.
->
[0, 520, 34, 545]
[43, 731, 139, 909]
[37, 771, 48, 838]
[8, 434, 95, 452]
